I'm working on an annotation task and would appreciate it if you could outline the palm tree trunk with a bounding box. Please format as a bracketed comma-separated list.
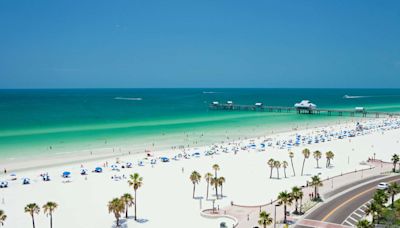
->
[31, 215, 35, 228]
[193, 184, 196, 198]
[392, 194, 395, 208]
[126, 205, 128, 218]
[206, 182, 209, 199]
[270, 167, 273, 178]
[290, 158, 296, 176]
[134, 190, 137, 221]
[295, 199, 298, 214]
[300, 197, 303, 214]
[283, 204, 287, 224]
[284, 168, 287, 178]
[314, 186, 317, 199]
[277, 168, 279, 179]
[221, 185, 223, 197]
[316, 159, 319, 168]
[50, 213, 53, 228]
[215, 183, 218, 199]
[301, 158, 305, 176]
[116, 216, 119, 227]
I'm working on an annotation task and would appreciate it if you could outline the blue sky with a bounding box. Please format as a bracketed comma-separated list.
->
[0, 0, 399, 88]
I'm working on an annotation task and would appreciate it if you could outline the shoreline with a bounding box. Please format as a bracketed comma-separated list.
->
[0, 116, 362, 172]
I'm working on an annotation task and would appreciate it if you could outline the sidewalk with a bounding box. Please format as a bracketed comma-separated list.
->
[202, 160, 392, 228]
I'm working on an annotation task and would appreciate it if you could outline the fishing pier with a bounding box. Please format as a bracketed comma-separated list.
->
[209, 101, 400, 118]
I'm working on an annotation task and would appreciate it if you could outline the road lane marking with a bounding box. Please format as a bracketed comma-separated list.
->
[322, 177, 400, 222]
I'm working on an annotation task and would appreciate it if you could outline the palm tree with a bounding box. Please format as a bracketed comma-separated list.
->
[268, 159, 275, 179]
[291, 186, 303, 214]
[121, 193, 134, 218]
[325, 151, 335, 168]
[301, 148, 310, 176]
[391, 154, 399, 172]
[212, 164, 220, 178]
[388, 182, 400, 208]
[258, 210, 273, 228]
[365, 201, 381, 223]
[0, 210, 6, 226]
[356, 219, 373, 228]
[373, 189, 388, 206]
[313, 150, 322, 168]
[310, 175, 323, 200]
[274, 160, 281, 179]
[289, 151, 295, 176]
[43, 201, 58, 228]
[190, 171, 201, 198]
[212, 164, 220, 196]
[24, 203, 40, 228]
[218, 177, 226, 197]
[210, 177, 219, 199]
[282, 161, 288, 178]
[128, 173, 143, 221]
[278, 191, 292, 224]
[298, 189, 304, 214]
[108, 198, 125, 227]
[205, 172, 213, 199]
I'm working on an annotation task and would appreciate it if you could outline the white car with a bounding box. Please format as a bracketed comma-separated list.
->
[377, 182, 389, 190]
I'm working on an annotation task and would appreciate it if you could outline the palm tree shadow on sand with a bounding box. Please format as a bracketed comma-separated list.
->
[135, 218, 149, 223]
[111, 219, 128, 228]
[111, 218, 149, 227]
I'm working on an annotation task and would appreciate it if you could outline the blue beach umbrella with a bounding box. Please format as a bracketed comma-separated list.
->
[62, 171, 71, 178]
[95, 167, 103, 173]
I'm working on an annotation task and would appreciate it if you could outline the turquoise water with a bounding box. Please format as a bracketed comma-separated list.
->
[1, 88, 400, 159]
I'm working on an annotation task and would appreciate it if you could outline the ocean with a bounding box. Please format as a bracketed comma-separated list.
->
[1, 88, 400, 160]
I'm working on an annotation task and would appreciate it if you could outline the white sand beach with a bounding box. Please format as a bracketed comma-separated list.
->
[1, 117, 400, 228]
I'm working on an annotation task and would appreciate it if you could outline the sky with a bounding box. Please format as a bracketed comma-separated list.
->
[0, 0, 399, 88]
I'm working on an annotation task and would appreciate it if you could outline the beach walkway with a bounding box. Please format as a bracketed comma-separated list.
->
[202, 160, 392, 228]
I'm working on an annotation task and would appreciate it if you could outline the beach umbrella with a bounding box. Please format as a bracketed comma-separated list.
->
[111, 164, 118, 170]
[95, 167, 103, 173]
[192, 152, 200, 157]
[126, 162, 133, 168]
[0, 181, 8, 188]
[160, 157, 169, 162]
[62, 171, 71, 178]
[22, 178, 30, 185]
[80, 169, 88, 175]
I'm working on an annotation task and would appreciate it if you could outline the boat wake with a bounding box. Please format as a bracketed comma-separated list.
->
[343, 94, 400, 99]
[114, 97, 143, 101]
[202, 91, 221, 94]
[343, 95, 370, 99]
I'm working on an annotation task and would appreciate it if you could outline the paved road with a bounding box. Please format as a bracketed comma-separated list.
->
[295, 175, 400, 228]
